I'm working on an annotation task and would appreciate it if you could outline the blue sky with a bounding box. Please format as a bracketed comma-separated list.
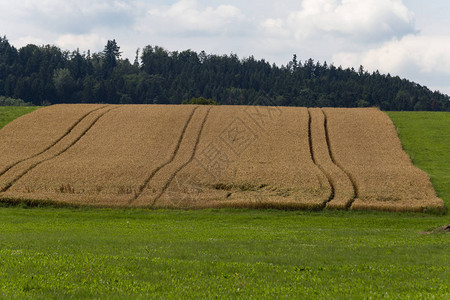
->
[1, 0, 450, 95]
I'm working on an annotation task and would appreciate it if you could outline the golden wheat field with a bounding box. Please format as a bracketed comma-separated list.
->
[0, 104, 444, 212]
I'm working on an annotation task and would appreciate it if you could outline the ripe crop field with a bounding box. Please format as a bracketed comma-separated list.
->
[0, 104, 444, 212]
[323, 108, 443, 212]
[0, 108, 448, 299]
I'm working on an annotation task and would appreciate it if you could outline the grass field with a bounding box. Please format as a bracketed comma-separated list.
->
[0, 107, 448, 299]
[0, 208, 448, 299]
[0, 106, 40, 129]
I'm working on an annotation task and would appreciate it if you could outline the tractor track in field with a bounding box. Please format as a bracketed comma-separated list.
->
[150, 106, 212, 206]
[307, 108, 335, 209]
[0, 106, 118, 193]
[0, 105, 108, 178]
[321, 109, 358, 209]
[2, 105, 440, 212]
[129, 106, 200, 203]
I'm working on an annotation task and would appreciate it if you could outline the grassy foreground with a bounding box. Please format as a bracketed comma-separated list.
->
[0, 208, 448, 299]
[0, 108, 448, 299]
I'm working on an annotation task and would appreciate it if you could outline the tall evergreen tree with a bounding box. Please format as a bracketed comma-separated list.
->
[103, 39, 121, 73]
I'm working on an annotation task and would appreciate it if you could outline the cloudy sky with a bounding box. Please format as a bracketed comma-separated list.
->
[1, 0, 450, 94]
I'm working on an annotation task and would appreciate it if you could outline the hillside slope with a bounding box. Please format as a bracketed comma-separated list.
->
[0, 105, 444, 211]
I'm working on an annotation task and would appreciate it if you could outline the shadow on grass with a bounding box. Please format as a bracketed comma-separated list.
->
[0, 196, 446, 216]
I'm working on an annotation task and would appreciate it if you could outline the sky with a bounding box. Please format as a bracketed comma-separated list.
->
[1, 0, 450, 95]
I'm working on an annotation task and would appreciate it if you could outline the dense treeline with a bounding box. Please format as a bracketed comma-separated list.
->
[0, 36, 449, 111]
[0, 96, 32, 106]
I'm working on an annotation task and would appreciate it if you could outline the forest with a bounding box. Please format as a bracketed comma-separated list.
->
[0, 36, 449, 111]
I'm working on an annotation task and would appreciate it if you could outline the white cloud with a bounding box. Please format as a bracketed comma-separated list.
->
[263, 0, 415, 42]
[12, 36, 47, 48]
[55, 34, 107, 53]
[332, 34, 450, 93]
[143, 0, 245, 35]
[333, 35, 450, 75]
[4, 0, 136, 34]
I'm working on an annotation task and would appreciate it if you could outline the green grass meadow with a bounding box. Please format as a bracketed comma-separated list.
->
[0, 107, 40, 130]
[0, 107, 449, 299]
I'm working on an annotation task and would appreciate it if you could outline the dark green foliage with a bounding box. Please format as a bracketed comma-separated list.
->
[102, 39, 122, 76]
[0, 36, 449, 110]
[182, 96, 218, 105]
[0, 96, 32, 106]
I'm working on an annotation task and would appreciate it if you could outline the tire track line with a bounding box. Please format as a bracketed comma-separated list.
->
[1, 106, 119, 193]
[151, 106, 212, 207]
[129, 106, 200, 203]
[307, 108, 334, 209]
[322, 109, 358, 209]
[0, 105, 107, 178]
